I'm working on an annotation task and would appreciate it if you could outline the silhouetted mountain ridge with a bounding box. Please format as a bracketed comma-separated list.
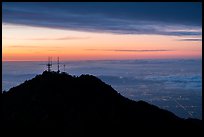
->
[2, 71, 202, 134]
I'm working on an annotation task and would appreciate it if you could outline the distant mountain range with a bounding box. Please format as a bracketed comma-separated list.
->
[2, 71, 202, 135]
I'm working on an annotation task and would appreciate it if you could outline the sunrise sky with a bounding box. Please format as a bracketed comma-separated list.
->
[2, 2, 202, 61]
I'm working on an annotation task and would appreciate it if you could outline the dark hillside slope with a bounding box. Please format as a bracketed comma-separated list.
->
[2, 71, 202, 134]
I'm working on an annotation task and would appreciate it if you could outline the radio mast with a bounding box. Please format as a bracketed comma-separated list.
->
[47, 57, 52, 72]
[63, 64, 66, 72]
[57, 57, 60, 73]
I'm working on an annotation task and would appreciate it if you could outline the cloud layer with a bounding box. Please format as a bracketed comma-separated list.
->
[2, 2, 202, 36]
[85, 49, 173, 52]
[177, 38, 202, 41]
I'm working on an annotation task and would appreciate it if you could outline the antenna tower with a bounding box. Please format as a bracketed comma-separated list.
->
[47, 57, 52, 72]
[57, 57, 60, 73]
[63, 64, 66, 72]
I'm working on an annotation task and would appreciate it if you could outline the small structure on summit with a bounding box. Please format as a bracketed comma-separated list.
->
[57, 57, 60, 73]
[63, 64, 66, 72]
[46, 57, 52, 72]
[45, 57, 66, 73]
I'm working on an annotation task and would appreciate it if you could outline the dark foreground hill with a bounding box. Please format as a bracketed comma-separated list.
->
[2, 71, 202, 135]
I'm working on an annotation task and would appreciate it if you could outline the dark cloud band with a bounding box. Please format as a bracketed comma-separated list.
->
[86, 49, 173, 52]
[177, 38, 202, 41]
[2, 2, 202, 36]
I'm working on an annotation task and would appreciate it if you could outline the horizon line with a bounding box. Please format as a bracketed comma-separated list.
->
[2, 57, 202, 62]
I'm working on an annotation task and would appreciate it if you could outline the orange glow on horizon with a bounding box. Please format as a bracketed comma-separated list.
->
[2, 24, 202, 61]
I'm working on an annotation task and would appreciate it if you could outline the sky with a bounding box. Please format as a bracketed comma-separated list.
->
[2, 2, 202, 61]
